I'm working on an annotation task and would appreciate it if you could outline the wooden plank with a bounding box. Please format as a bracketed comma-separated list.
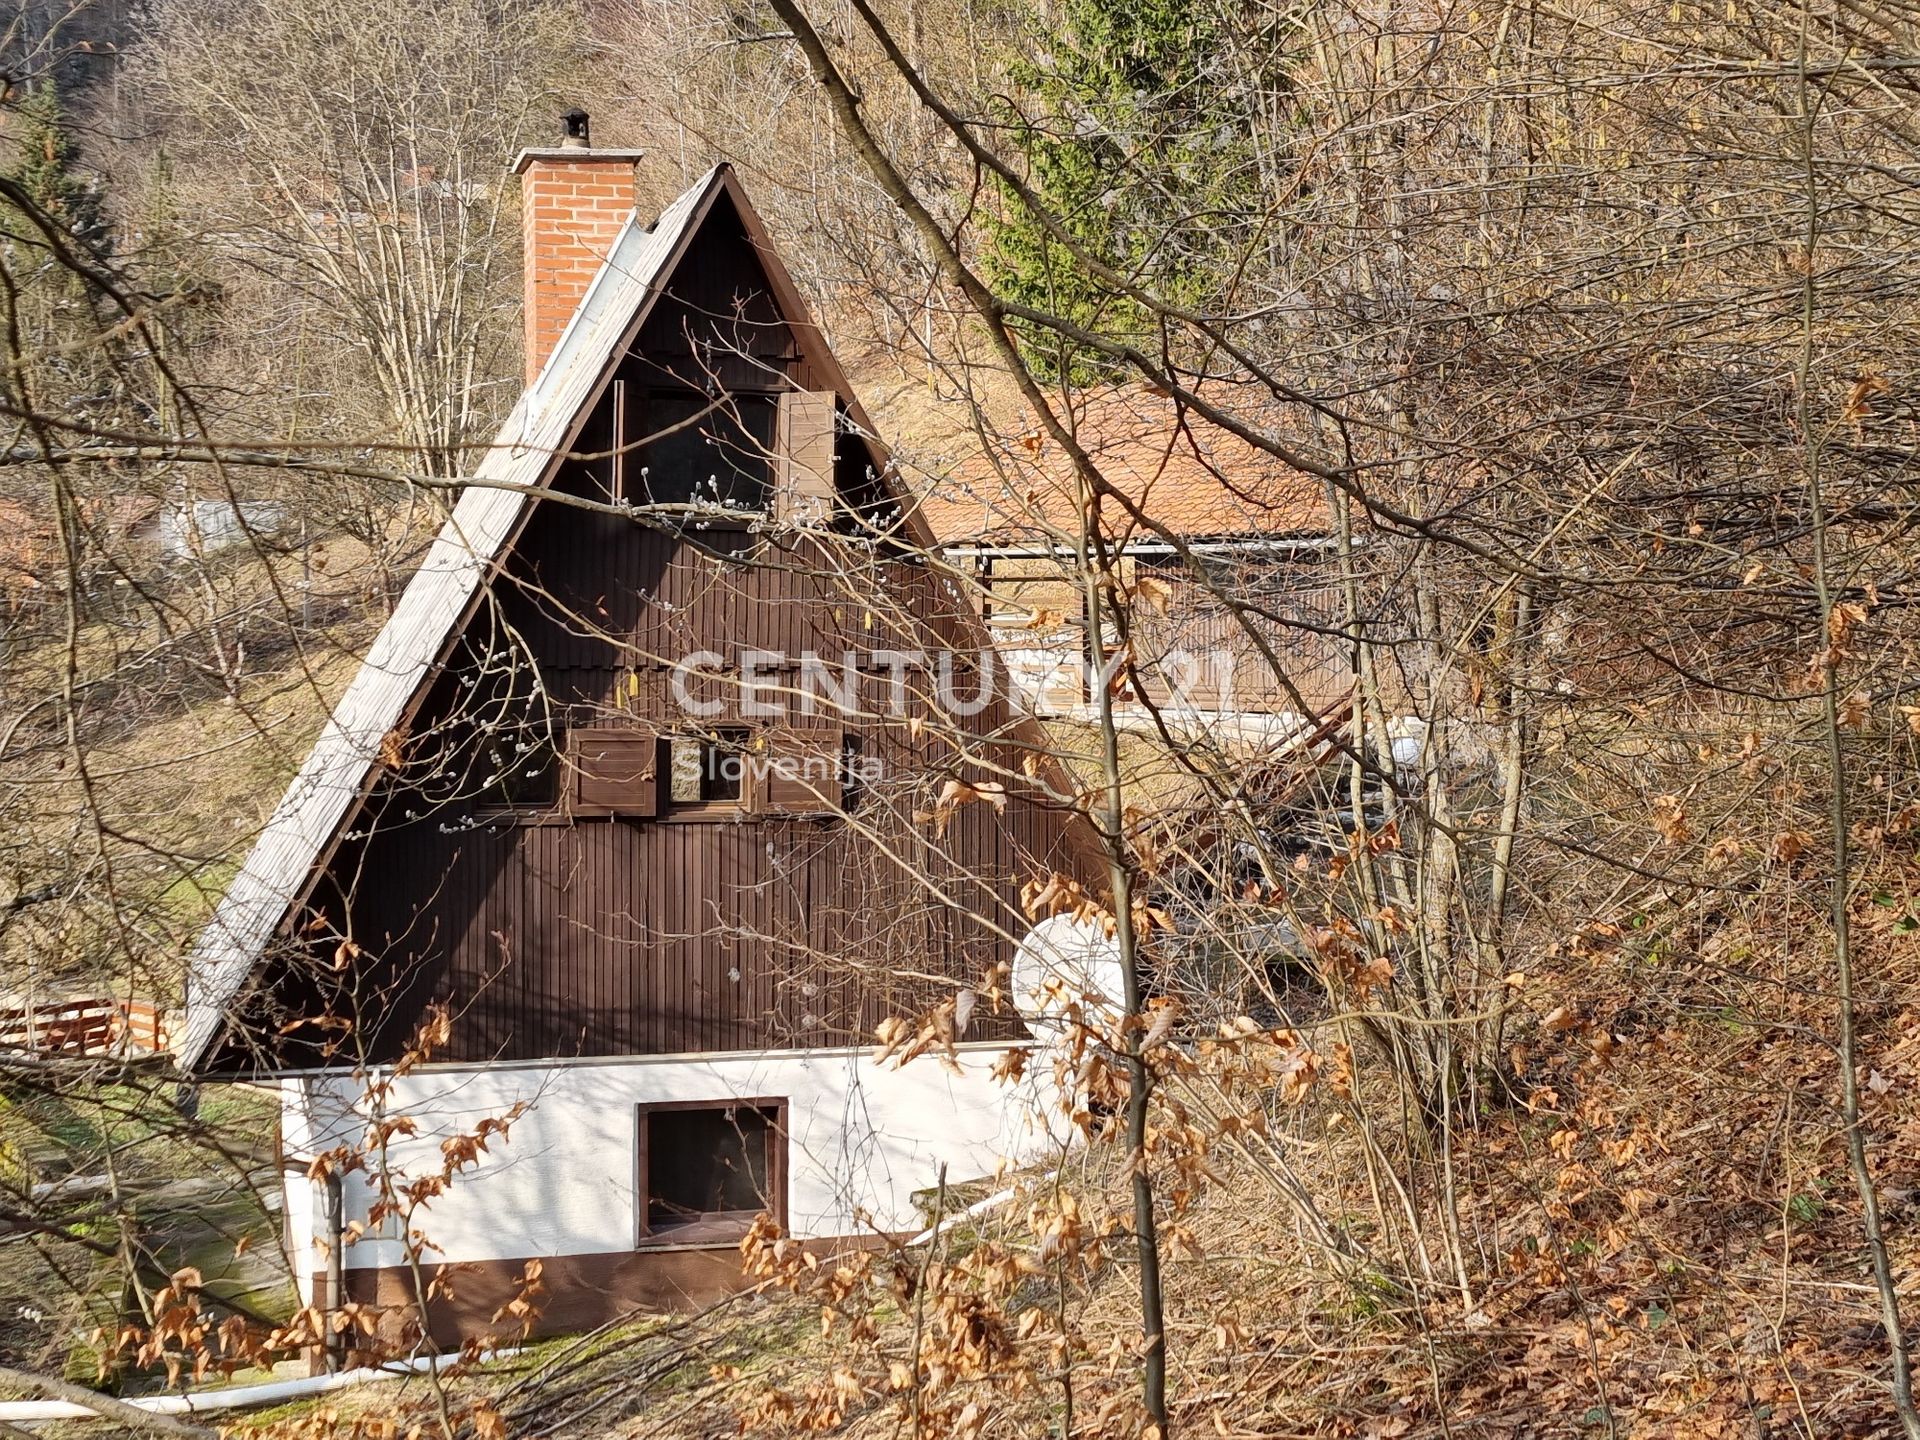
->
[776, 391, 836, 527]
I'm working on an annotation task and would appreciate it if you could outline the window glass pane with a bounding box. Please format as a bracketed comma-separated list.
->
[646, 1106, 773, 1231]
[667, 732, 749, 805]
[841, 733, 866, 812]
[704, 730, 747, 802]
[429, 634, 557, 809]
[668, 737, 705, 804]
[636, 393, 775, 514]
[477, 724, 558, 807]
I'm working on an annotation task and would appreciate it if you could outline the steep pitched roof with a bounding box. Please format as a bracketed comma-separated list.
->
[912, 385, 1332, 547]
[180, 165, 1111, 1075]
[177, 170, 727, 1073]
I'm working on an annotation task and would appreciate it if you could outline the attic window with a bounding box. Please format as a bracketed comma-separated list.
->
[637, 1101, 784, 1245]
[840, 732, 868, 813]
[442, 633, 558, 811]
[633, 391, 775, 515]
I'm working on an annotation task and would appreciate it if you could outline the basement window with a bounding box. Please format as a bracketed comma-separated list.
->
[637, 1101, 785, 1245]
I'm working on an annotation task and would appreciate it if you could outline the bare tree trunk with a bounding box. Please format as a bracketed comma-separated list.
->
[0, 1366, 217, 1440]
[1793, 28, 1920, 1435]
[1082, 539, 1170, 1436]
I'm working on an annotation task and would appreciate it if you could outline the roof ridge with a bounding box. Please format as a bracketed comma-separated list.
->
[176, 166, 732, 1072]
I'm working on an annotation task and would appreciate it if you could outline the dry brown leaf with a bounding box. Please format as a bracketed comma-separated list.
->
[377, 726, 408, 771]
[1651, 794, 1692, 845]
[1131, 574, 1175, 616]
[1842, 369, 1889, 421]
[1769, 830, 1811, 864]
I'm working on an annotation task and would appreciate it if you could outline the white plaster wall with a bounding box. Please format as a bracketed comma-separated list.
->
[279, 1078, 320, 1304]
[278, 1044, 1066, 1274]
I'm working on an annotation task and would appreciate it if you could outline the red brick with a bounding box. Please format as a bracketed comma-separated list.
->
[517, 154, 639, 381]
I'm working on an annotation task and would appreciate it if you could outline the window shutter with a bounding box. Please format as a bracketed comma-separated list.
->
[574, 731, 661, 816]
[777, 390, 837, 526]
[755, 726, 844, 815]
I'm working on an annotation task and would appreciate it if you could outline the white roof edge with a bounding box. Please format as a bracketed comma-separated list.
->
[176, 169, 725, 1073]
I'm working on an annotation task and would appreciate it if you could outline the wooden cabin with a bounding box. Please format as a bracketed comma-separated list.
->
[913, 386, 1354, 739]
[179, 142, 1101, 1346]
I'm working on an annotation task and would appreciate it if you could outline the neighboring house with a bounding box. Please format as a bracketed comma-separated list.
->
[914, 387, 1353, 738]
[144, 498, 292, 561]
[0, 494, 157, 607]
[178, 142, 1101, 1345]
[0, 494, 290, 610]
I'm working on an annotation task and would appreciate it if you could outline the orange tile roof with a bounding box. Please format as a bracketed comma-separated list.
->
[0, 494, 161, 592]
[911, 385, 1332, 547]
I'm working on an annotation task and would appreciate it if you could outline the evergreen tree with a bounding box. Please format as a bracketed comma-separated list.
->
[1, 85, 133, 442]
[983, 0, 1270, 380]
[4, 84, 106, 254]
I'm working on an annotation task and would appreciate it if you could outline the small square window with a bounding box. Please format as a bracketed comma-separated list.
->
[668, 728, 750, 806]
[637, 1101, 784, 1245]
[474, 724, 559, 810]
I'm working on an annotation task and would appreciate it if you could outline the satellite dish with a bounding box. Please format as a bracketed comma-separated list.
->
[1010, 914, 1126, 1039]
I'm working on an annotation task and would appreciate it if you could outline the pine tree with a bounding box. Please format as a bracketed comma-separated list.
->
[983, 0, 1269, 380]
[4, 84, 106, 253]
[1, 85, 131, 439]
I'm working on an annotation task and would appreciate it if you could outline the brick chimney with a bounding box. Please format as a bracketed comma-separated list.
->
[512, 111, 646, 384]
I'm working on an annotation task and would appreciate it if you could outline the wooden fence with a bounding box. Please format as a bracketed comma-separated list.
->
[0, 998, 169, 1056]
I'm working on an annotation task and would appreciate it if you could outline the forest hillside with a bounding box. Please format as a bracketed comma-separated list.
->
[4, 0, 1920, 1436]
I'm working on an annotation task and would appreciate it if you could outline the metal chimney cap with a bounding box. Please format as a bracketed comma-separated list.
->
[511, 112, 643, 173]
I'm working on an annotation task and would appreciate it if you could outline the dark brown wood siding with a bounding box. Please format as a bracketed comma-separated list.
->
[226, 195, 1088, 1069]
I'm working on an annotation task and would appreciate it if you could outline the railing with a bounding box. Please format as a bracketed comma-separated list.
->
[0, 998, 169, 1056]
